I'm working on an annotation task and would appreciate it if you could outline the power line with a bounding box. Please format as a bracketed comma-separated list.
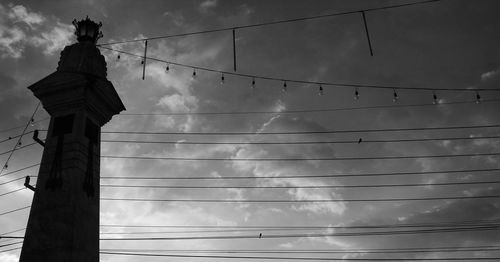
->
[101, 151, 500, 161]
[118, 98, 500, 116]
[101, 180, 500, 189]
[0, 163, 39, 179]
[100, 135, 500, 146]
[100, 46, 500, 93]
[99, 247, 500, 254]
[0, 206, 30, 217]
[3, 166, 499, 186]
[0, 117, 48, 134]
[100, 167, 500, 180]
[98, 251, 500, 261]
[98, 0, 440, 46]
[99, 219, 500, 229]
[94, 123, 500, 135]
[4, 224, 499, 240]
[0, 143, 37, 157]
[0, 188, 25, 197]
[100, 195, 500, 203]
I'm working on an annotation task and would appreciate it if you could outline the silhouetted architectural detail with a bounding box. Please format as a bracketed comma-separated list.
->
[19, 17, 125, 262]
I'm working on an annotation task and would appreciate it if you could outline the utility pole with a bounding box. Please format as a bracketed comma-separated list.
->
[19, 17, 125, 262]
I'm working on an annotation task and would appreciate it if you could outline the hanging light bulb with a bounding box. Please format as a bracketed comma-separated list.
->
[432, 92, 438, 104]
[141, 59, 144, 65]
[354, 88, 360, 100]
[165, 64, 170, 73]
[192, 68, 197, 79]
[392, 89, 399, 103]
[3, 163, 8, 170]
[117, 54, 120, 60]
[251, 78, 256, 89]
[318, 85, 324, 96]
[282, 81, 287, 93]
[17, 140, 22, 148]
[476, 92, 481, 104]
[220, 73, 225, 85]
[30, 118, 35, 126]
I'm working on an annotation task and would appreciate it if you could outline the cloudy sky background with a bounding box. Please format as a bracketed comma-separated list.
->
[1, 0, 500, 261]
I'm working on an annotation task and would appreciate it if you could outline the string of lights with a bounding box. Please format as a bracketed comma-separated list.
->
[118, 98, 500, 116]
[0, 143, 37, 156]
[100, 46, 500, 94]
[0, 117, 48, 134]
[0, 130, 35, 145]
[0, 163, 39, 179]
[97, 0, 440, 46]
[101, 151, 500, 161]
[0, 102, 40, 176]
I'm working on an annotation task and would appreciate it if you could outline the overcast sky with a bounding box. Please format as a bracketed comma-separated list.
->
[1, 0, 500, 261]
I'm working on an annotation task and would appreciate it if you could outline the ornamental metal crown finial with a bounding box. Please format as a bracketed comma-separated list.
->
[72, 16, 103, 44]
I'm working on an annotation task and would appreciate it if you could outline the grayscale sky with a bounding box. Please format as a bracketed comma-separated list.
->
[1, 0, 500, 261]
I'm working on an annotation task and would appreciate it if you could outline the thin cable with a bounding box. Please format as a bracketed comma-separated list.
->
[100, 219, 500, 229]
[0, 163, 40, 178]
[101, 180, 500, 189]
[98, 251, 500, 261]
[100, 195, 500, 203]
[0, 188, 25, 197]
[101, 152, 500, 161]
[4, 224, 500, 240]
[0, 102, 40, 176]
[0, 130, 35, 145]
[0, 206, 30, 217]
[99, 247, 500, 254]
[95, 123, 500, 135]
[0, 117, 48, 134]
[0, 143, 37, 156]
[101, 135, 500, 146]
[118, 98, 500, 116]
[100, 46, 500, 92]
[98, 0, 439, 46]
[100, 167, 500, 180]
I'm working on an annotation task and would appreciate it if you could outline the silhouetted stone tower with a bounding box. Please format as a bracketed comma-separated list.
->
[19, 17, 125, 262]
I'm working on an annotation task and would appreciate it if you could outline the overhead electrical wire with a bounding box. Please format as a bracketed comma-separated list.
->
[98, 251, 500, 261]
[3, 224, 500, 240]
[93, 123, 500, 135]
[99, 247, 500, 254]
[100, 167, 500, 180]
[101, 151, 500, 161]
[98, 0, 440, 46]
[101, 180, 500, 189]
[100, 135, 500, 146]
[100, 194, 500, 203]
[0, 206, 30, 217]
[0, 163, 39, 179]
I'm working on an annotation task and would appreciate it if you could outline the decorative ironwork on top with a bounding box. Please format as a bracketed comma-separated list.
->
[72, 16, 103, 44]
